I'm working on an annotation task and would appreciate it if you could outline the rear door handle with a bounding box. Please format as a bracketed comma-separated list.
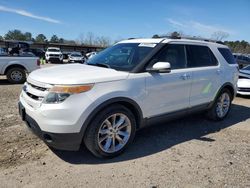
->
[180, 73, 191, 80]
[216, 70, 222, 75]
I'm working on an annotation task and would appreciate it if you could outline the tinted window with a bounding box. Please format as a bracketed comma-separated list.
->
[87, 43, 155, 72]
[187, 45, 217, 67]
[71, 54, 82, 57]
[48, 49, 60, 52]
[218, 48, 236, 64]
[151, 44, 186, 69]
[242, 65, 250, 70]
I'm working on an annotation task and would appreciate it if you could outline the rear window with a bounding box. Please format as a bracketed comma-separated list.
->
[242, 65, 250, 71]
[218, 48, 236, 64]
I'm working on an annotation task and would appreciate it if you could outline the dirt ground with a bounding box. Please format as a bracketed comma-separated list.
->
[0, 73, 250, 188]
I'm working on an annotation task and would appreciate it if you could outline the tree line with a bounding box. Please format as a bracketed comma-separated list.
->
[1, 30, 249, 54]
[0, 30, 111, 47]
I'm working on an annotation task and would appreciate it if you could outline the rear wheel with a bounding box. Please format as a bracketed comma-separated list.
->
[84, 105, 136, 158]
[207, 88, 232, 121]
[6, 67, 26, 84]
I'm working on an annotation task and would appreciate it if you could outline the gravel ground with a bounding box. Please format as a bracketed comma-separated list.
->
[0, 73, 250, 188]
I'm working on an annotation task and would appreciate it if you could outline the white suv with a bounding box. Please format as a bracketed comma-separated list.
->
[45, 47, 63, 63]
[18, 38, 238, 158]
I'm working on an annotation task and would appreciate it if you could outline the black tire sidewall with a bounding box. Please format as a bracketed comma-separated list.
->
[84, 104, 136, 158]
[6, 68, 26, 84]
[209, 88, 232, 121]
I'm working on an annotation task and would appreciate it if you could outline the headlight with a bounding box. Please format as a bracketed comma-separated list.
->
[43, 84, 94, 104]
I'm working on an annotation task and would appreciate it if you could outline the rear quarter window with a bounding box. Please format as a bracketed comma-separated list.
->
[218, 48, 236, 64]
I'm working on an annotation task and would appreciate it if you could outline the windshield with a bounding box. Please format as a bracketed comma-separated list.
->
[48, 49, 60, 52]
[71, 54, 82, 57]
[242, 65, 250, 71]
[87, 43, 156, 72]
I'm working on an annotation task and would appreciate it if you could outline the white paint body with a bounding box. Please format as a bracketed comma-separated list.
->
[45, 47, 63, 61]
[19, 38, 238, 134]
[237, 66, 250, 95]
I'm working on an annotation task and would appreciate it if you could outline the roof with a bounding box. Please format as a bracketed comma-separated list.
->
[119, 38, 227, 48]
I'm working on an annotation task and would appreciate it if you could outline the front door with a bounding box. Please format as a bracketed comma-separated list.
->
[143, 44, 192, 118]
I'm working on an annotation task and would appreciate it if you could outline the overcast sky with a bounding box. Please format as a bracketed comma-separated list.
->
[0, 0, 249, 41]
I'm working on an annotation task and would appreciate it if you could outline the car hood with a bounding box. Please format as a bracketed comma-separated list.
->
[69, 56, 83, 60]
[239, 69, 250, 75]
[28, 64, 129, 85]
[46, 51, 62, 55]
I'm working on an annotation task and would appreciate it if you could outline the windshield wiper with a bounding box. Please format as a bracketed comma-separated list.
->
[90, 63, 111, 69]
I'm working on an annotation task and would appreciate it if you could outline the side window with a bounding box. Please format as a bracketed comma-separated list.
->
[218, 48, 236, 64]
[151, 44, 186, 69]
[186, 45, 218, 67]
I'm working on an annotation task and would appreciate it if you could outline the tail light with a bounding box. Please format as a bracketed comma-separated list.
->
[37, 59, 41, 66]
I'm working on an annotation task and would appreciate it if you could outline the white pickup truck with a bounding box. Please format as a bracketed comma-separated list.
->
[0, 55, 40, 84]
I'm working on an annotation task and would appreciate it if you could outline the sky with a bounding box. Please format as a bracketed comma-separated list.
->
[0, 0, 249, 42]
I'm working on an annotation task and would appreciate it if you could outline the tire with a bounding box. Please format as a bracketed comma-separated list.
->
[206, 88, 232, 121]
[6, 67, 26, 84]
[84, 104, 136, 158]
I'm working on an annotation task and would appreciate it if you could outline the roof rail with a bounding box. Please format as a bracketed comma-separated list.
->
[161, 35, 224, 44]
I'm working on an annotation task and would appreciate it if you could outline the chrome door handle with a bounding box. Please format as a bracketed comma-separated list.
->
[181, 74, 191, 80]
[216, 70, 222, 75]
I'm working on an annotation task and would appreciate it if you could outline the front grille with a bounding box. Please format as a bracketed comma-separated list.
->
[23, 81, 51, 102]
[26, 92, 40, 100]
[49, 54, 59, 57]
[239, 76, 250, 79]
[28, 82, 47, 91]
[238, 88, 250, 92]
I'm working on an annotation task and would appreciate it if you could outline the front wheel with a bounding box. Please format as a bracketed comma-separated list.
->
[6, 67, 26, 84]
[207, 88, 232, 121]
[84, 105, 136, 158]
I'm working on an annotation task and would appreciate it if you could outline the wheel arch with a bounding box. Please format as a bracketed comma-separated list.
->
[214, 82, 235, 102]
[4, 64, 27, 75]
[80, 97, 144, 138]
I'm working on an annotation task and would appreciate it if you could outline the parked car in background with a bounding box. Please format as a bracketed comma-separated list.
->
[24, 48, 45, 59]
[45, 47, 63, 63]
[86, 51, 97, 59]
[19, 37, 238, 158]
[0, 41, 40, 83]
[233, 54, 250, 68]
[237, 65, 250, 95]
[0, 48, 8, 56]
[68, 52, 85, 63]
[0, 54, 40, 84]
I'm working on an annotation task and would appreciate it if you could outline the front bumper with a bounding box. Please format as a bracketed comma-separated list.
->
[18, 102, 82, 151]
[47, 57, 63, 63]
[237, 90, 250, 95]
[237, 79, 250, 95]
[69, 59, 84, 63]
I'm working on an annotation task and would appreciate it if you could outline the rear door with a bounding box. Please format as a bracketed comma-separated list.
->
[186, 45, 222, 107]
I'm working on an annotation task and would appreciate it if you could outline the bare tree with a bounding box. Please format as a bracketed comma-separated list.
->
[95, 36, 111, 47]
[76, 32, 112, 47]
[211, 31, 229, 41]
[76, 33, 85, 45]
[84, 32, 95, 46]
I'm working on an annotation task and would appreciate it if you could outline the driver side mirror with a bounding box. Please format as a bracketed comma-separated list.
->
[146, 62, 171, 73]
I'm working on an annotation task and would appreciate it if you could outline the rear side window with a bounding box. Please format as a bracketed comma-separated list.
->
[186, 45, 218, 67]
[218, 48, 236, 64]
